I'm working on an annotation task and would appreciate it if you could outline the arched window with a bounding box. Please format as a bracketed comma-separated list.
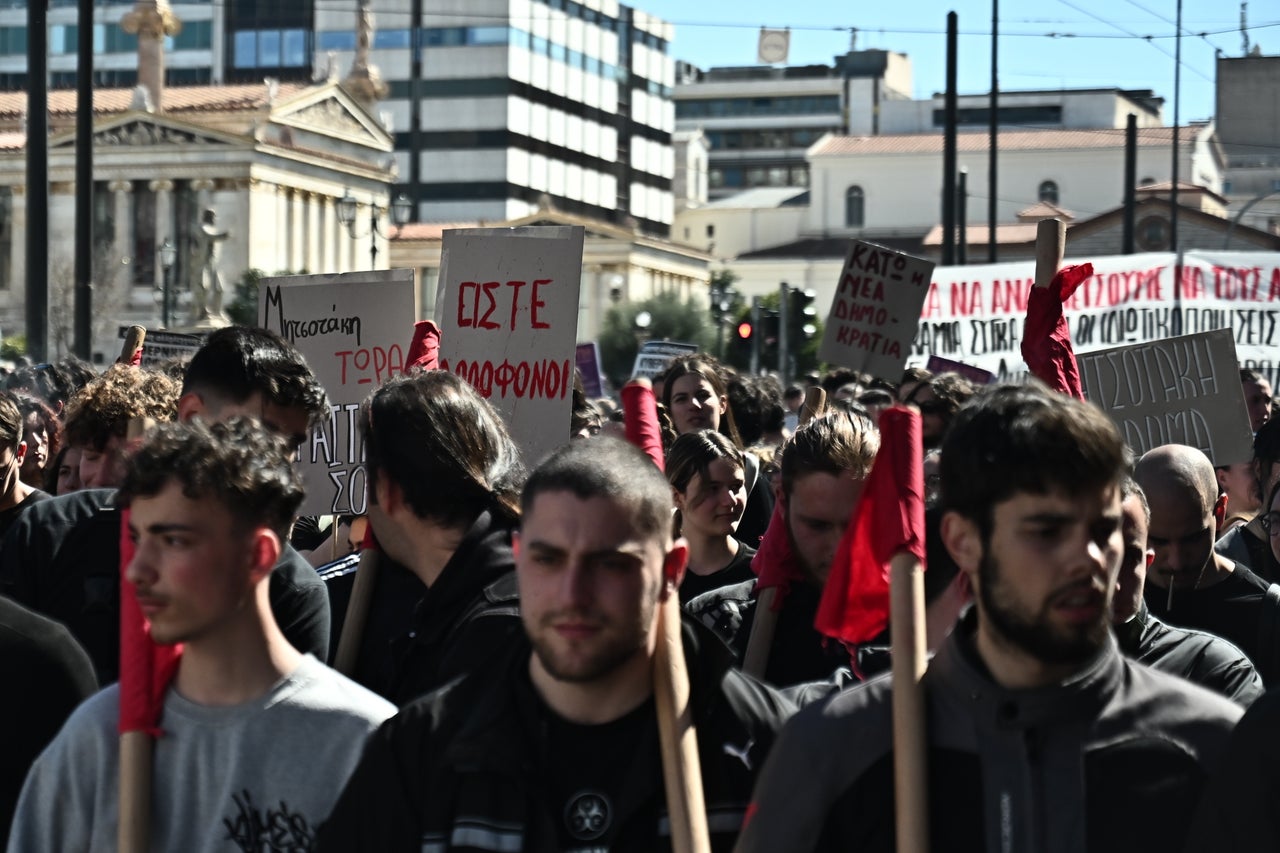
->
[1038, 180, 1059, 205]
[845, 185, 865, 227]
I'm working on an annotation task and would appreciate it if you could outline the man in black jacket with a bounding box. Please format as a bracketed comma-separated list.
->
[317, 437, 794, 852]
[326, 370, 526, 705]
[0, 327, 332, 681]
[738, 383, 1242, 853]
[1137, 443, 1280, 684]
[1113, 476, 1263, 706]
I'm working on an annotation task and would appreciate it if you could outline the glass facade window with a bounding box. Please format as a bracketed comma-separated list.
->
[282, 29, 308, 65]
[317, 31, 356, 51]
[258, 29, 281, 66]
[1038, 180, 1059, 205]
[233, 30, 256, 68]
[676, 95, 841, 119]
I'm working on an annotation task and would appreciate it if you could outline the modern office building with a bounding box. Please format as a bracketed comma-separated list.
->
[0, 0, 676, 235]
[1216, 52, 1280, 239]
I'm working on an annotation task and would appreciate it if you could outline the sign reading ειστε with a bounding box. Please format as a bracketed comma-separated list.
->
[436, 226, 585, 469]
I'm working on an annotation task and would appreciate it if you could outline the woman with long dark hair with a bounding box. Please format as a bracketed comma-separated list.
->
[662, 354, 773, 545]
[667, 430, 757, 603]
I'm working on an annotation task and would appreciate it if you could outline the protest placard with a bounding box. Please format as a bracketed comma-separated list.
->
[819, 241, 935, 382]
[632, 340, 699, 381]
[925, 355, 996, 385]
[1078, 327, 1254, 465]
[576, 342, 605, 397]
[436, 226, 585, 468]
[117, 327, 205, 366]
[258, 269, 416, 516]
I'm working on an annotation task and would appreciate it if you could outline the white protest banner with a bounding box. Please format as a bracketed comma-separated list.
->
[632, 340, 699, 381]
[908, 250, 1280, 385]
[1078, 327, 1254, 465]
[436, 226, 585, 468]
[818, 241, 935, 382]
[258, 269, 416, 516]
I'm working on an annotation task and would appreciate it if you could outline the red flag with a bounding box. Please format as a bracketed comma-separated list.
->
[1021, 264, 1093, 401]
[404, 320, 440, 371]
[118, 508, 181, 736]
[814, 406, 926, 645]
[621, 381, 664, 471]
[750, 504, 806, 611]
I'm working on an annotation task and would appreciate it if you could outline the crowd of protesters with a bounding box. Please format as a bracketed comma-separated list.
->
[2, 329, 1280, 851]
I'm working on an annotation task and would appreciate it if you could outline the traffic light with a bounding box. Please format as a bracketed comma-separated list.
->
[737, 320, 754, 340]
[790, 288, 818, 341]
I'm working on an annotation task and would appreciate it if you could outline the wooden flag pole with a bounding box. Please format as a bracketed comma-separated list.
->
[1034, 218, 1065, 290]
[119, 406, 153, 853]
[654, 594, 711, 853]
[742, 386, 826, 679]
[333, 547, 379, 677]
[890, 551, 929, 853]
[118, 325, 146, 365]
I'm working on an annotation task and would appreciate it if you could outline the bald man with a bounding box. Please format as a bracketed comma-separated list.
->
[1137, 444, 1280, 684]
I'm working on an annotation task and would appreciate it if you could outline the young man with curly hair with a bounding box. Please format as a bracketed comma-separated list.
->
[8, 418, 393, 853]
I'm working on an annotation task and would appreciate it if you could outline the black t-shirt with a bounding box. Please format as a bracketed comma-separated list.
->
[0, 488, 48, 542]
[679, 543, 757, 604]
[1145, 560, 1280, 683]
[521, 671, 661, 850]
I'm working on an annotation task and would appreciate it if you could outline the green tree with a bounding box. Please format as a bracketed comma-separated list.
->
[227, 268, 310, 326]
[0, 334, 26, 361]
[597, 291, 715, 387]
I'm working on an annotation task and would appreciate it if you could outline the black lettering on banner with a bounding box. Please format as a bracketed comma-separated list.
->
[267, 288, 363, 347]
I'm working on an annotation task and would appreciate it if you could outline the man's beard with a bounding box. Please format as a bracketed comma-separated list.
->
[527, 604, 654, 684]
[978, 550, 1110, 666]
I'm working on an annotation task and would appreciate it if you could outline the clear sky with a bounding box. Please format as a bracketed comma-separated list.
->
[638, 0, 1279, 125]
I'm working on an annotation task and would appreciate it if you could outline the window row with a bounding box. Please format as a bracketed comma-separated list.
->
[706, 127, 837, 151]
[0, 21, 212, 56]
[232, 28, 309, 70]
[677, 95, 841, 120]
[709, 164, 810, 190]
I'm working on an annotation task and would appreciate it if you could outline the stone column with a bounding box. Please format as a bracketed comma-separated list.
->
[290, 189, 305, 272]
[108, 180, 134, 287]
[9, 185, 24, 302]
[149, 178, 174, 268]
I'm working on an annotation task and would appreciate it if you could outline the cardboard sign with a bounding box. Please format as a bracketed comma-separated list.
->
[576, 342, 605, 398]
[1078, 327, 1254, 465]
[258, 269, 417, 516]
[436, 226, 585, 468]
[632, 340, 699, 381]
[117, 327, 205, 366]
[925, 355, 996, 385]
[819, 240, 935, 382]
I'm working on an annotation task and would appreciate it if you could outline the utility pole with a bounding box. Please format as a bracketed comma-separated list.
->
[778, 282, 790, 381]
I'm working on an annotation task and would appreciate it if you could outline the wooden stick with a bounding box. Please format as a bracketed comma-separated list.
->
[1033, 218, 1066, 290]
[890, 552, 929, 853]
[742, 386, 826, 679]
[118, 731, 152, 853]
[333, 547, 380, 676]
[653, 594, 711, 853]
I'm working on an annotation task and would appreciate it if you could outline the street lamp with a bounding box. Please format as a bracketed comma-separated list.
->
[157, 238, 176, 328]
[336, 190, 414, 268]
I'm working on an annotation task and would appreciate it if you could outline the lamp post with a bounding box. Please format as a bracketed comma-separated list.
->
[337, 190, 414, 269]
[158, 238, 176, 328]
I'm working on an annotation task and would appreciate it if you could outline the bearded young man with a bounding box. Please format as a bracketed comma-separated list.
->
[316, 437, 794, 852]
[737, 382, 1242, 853]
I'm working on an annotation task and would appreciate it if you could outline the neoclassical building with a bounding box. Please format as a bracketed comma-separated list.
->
[0, 4, 398, 362]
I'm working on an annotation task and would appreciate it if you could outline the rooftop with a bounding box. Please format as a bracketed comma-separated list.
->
[810, 125, 1202, 157]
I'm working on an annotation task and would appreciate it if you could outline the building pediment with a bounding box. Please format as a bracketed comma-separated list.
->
[270, 84, 394, 151]
[50, 112, 246, 149]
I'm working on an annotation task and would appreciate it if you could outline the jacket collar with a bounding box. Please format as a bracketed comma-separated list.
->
[928, 608, 1123, 731]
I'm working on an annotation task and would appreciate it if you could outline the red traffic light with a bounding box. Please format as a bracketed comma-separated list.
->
[737, 321, 753, 339]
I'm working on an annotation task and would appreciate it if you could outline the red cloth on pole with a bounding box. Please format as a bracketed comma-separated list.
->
[404, 320, 440, 371]
[1021, 263, 1093, 401]
[814, 406, 926, 645]
[621, 381, 664, 471]
[751, 504, 806, 612]
[117, 508, 181, 736]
